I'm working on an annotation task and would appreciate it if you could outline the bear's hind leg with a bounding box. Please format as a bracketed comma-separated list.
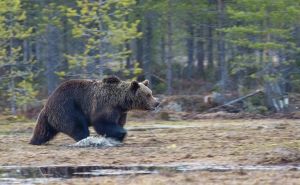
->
[30, 110, 58, 145]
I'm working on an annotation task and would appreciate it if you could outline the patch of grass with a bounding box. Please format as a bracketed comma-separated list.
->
[0, 115, 32, 123]
[0, 121, 35, 135]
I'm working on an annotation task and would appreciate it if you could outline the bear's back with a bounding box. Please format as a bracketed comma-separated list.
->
[46, 79, 96, 105]
[53, 79, 94, 95]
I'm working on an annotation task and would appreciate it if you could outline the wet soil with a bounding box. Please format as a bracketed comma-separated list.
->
[1, 118, 300, 184]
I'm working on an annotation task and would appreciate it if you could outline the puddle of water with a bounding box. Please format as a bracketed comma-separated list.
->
[1, 163, 300, 181]
[0, 178, 58, 185]
[127, 125, 200, 131]
[0, 167, 60, 185]
[172, 163, 300, 172]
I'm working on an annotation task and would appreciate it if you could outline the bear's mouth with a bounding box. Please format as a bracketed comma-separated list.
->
[144, 107, 155, 111]
[145, 101, 160, 111]
[147, 106, 159, 111]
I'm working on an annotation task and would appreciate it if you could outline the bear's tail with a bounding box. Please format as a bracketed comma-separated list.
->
[30, 109, 58, 145]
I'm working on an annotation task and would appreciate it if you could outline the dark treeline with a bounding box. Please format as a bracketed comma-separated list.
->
[1, 0, 300, 115]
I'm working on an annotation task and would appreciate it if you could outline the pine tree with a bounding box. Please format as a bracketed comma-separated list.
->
[0, 0, 37, 115]
[224, 0, 300, 111]
[66, 0, 141, 78]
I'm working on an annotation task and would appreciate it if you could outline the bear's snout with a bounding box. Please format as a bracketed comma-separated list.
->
[148, 97, 160, 111]
[154, 100, 160, 108]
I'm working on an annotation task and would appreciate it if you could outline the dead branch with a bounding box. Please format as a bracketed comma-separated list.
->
[205, 89, 264, 113]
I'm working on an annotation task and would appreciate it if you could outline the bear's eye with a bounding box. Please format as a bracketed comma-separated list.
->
[147, 94, 151, 98]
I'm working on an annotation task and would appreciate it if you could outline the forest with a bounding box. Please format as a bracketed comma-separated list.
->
[2, 1, 300, 184]
[1, 0, 300, 115]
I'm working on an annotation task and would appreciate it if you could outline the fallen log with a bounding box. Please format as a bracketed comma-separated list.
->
[205, 89, 264, 113]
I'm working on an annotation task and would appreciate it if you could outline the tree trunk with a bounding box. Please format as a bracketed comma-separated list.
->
[9, 78, 17, 115]
[217, 0, 228, 92]
[186, 19, 194, 79]
[135, 0, 144, 75]
[45, 25, 59, 95]
[61, 15, 69, 75]
[161, 34, 166, 64]
[125, 42, 132, 69]
[144, 13, 153, 81]
[295, 26, 300, 63]
[207, 25, 214, 71]
[35, 36, 41, 62]
[124, 13, 132, 74]
[97, 0, 104, 79]
[166, 0, 173, 95]
[206, 0, 215, 80]
[23, 40, 29, 63]
[124, 41, 132, 80]
[9, 37, 17, 115]
[196, 25, 205, 79]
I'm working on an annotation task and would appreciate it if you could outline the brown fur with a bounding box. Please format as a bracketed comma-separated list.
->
[30, 76, 159, 145]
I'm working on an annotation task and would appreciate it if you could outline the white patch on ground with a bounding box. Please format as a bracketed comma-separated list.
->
[69, 136, 122, 147]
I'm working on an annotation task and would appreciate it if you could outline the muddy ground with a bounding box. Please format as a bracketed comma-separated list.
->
[1, 118, 300, 184]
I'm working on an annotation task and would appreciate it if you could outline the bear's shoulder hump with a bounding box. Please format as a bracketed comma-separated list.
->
[102, 76, 121, 84]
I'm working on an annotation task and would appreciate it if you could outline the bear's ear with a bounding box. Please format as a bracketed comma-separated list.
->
[142, 80, 149, 86]
[130, 81, 140, 93]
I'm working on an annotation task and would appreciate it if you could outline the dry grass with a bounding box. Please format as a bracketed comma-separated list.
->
[1, 118, 300, 184]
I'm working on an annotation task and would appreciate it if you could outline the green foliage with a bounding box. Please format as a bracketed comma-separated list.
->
[1, 0, 300, 115]
[225, 0, 300, 87]
[0, 0, 37, 115]
[123, 62, 143, 78]
[66, 0, 141, 77]
[243, 93, 268, 114]
[15, 78, 38, 107]
[289, 74, 300, 92]
[152, 82, 167, 94]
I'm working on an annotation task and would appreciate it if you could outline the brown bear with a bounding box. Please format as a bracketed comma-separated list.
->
[30, 76, 160, 145]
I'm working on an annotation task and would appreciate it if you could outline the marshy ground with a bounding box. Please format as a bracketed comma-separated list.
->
[1, 118, 300, 184]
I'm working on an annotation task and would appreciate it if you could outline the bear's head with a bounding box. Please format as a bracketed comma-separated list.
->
[126, 80, 160, 111]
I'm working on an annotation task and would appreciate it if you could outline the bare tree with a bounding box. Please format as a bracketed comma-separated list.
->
[186, 18, 194, 79]
[196, 25, 205, 79]
[217, 0, 228, 92]
[45, 24, 59, 95]
[166, 0, 174, 95]
[144, 13, 153, 82]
